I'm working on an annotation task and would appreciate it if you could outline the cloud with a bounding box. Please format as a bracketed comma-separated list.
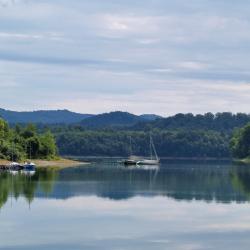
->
[175, 61, 209, 71]
[1, 0, 250, 114]
[0, 0, 20, 7]
[0, 32, 62, 41]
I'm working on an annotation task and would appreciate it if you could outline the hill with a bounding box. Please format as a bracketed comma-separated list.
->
[0, 109, 93, 124]
[80, 111, 145, 128]
[139, 114, 162, 121]
[133, 112, 250, 132]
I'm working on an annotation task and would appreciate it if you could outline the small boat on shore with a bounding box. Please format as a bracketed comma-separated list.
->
[23, 162, 36, 171]
[9, 162, 23, 171]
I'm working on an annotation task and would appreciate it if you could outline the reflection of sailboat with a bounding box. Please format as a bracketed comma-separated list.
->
[21, 170, 36, 176]
[9, 169, 19, 176]
[124, 134, 160, 166]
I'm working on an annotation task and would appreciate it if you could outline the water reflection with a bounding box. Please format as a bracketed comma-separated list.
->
[230, 165, 250, 199]
[0, 169, 58, 209]
[1, 160, 250, 209]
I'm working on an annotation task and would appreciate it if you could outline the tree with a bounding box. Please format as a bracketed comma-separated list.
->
[231, 123, 250, 158]
[39, 131, 57, 159]
[26, 137, 41, 159]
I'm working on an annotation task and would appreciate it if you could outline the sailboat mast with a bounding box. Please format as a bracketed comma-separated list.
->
[129, 135, 132, 156]
[149, 134, 153, 160]
[29, 141, 32, 160]
[150, 134, 159, 161]
[12, 141, 14, 162]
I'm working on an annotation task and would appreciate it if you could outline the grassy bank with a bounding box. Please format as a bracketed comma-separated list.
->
[0, 158, 89, 169]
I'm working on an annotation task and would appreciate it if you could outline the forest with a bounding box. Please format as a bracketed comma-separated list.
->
[0, 118, 57, 161]
[55, 129, 229, 158]
[2, 112, 250, 159]
[50, 112, 250, 158]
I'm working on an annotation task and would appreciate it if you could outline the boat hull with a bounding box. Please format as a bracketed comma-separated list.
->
[23, 162, 36, 171]
[123, 160, 137, 165]
[136, 159, 160, 165]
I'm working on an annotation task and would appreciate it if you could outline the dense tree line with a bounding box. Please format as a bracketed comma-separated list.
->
[9, 111, 250, 159]
[51, 112, 246, 158]
[55, 129, 230, 158]
[0, 119, 57, 161]
[133, 112, 250, 132]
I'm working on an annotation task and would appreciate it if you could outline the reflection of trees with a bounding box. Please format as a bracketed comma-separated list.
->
[0, 169, 58, 209]
[38, 169, 58, 195]
[0, 173, 10, 209]
[231, 166, 250, 199]
[59, 165, 241, 202]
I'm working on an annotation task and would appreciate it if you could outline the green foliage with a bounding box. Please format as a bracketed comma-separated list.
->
[230, 123, 250, 159]
[55, 129, 230, 158]
[41, 111, 250, 158]
[0, 118, 57, 161]
[133, 112, 250, 132]
[39, 131, 57, 159]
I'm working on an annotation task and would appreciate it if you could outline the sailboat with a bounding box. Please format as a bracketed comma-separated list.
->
[23, 141, 36, 171]
[123, 134, 160, 166]
[123, 136, 139, 165]
[9, 142, 22, 171]
[136, 135, 160, 165]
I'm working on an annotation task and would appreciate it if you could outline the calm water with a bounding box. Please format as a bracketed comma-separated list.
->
[1, 159, 250, 250]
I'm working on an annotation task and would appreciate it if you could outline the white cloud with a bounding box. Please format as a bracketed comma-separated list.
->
[0, 32, 63, 41]
[1, 0, 250, 113]
[175, 61, 209, 71]
[0, 0, 20, 7]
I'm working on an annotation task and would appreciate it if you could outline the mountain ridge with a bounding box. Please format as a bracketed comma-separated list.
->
[0, 108, 161, 125]
[0, 108, 93, 124]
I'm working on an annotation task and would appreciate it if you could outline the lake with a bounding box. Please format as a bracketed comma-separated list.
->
[1, 159, 250, 250]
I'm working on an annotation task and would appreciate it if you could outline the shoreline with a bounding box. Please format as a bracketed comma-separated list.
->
[0, 158, 89, 169]
[65, 155, 232, 161]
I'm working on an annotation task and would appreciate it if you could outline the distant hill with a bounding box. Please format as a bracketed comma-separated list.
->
[80, 111, 144, 128]
[139, 114, 162, 121]
[133, 112, 250, 132]
[0, 109, 93, 124]
[0, 109, 160, 126]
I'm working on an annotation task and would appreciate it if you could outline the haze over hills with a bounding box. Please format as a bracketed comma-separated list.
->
[0, 108, 161, 125]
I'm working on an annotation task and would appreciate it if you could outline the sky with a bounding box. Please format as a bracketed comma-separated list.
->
[1, 0, 250, 115]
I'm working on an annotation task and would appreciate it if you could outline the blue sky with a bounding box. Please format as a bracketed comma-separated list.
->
[1, 0, 250, 115]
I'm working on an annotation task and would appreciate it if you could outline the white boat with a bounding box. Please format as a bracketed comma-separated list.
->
[124, 155, 141, 165]
[124, 134, 160, 166]
[136, 159, 160, 165]
[9, 162, 22, 171]
[21, 170, 36, 176]
[123, 136, 140, 165]
[23, 162, 36, 171]
[136, 135, 160, 165]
